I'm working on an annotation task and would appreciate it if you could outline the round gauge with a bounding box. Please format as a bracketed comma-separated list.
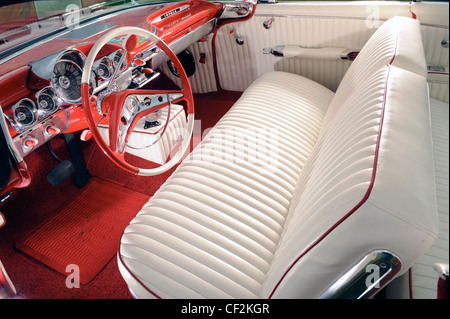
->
[14, 99, 37, 127]
[97, 57, 113, 80]
[38, 94, 56, 112]
[51, 49, 95, 104]
[51, 59, 84, 103]
[124, 96, 138, 114]
[113, 50, 128, 71]
[37, 87, 58, 113]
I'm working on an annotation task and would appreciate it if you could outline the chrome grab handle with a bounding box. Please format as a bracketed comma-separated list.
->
[319, 250, 402, 299]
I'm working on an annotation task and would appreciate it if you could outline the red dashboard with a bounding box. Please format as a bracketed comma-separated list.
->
[0, 0, 256, 195]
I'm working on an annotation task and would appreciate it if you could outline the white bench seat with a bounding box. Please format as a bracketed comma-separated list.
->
[118, 17, 440, 299]
[119, 72, 334, 298]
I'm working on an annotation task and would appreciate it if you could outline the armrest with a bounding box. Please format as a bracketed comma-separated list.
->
[263, 45, 359, 61]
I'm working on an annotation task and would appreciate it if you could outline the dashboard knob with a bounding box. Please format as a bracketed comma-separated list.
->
[135, 59, 145, 66]
[23, 137, 38, 150]
[45, 126, 60, 136]
[80, 129, 92, 141]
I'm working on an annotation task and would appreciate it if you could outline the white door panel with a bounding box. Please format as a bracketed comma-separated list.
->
[215, 1, 412, 92]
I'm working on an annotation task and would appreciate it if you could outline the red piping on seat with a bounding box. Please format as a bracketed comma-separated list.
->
[117, 251, 162, 299]
[268, 36, 399, 298]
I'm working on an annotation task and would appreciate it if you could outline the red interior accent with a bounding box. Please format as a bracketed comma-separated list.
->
[0, 65, 31, 114]
[148, 0, 222, 37]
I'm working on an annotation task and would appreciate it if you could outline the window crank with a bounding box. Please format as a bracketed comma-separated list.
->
[442, 38, 449, 48]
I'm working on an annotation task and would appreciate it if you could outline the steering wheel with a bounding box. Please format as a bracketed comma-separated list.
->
[81, 26, 194, 176]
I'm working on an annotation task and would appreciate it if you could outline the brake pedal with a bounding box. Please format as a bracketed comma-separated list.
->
[46, 160, 75, 186]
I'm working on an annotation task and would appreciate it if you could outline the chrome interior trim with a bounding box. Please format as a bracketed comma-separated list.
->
[11, 109, 70, 158]
[319, 250, 402, 299]
[218, 1, 254, 20]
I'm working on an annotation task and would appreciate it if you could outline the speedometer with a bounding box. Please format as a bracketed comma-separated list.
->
[51, 49, 95, 104]
[52, 59, 84, 103]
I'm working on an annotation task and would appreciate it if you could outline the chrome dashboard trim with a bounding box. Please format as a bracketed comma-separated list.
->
[11, 109, 70, 158]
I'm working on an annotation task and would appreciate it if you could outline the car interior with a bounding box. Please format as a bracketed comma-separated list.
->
[0, 0, 448, 301]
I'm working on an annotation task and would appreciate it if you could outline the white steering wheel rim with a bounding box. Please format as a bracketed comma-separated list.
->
[81, 26, 194, 176]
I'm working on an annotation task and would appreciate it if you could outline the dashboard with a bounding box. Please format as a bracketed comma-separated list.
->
[0, 0, 256, 194]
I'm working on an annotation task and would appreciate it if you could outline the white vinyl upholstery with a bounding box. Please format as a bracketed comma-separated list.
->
[119, 72, 334, 298]
[118, 17, 439, 298]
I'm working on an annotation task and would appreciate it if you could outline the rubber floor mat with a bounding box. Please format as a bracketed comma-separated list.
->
[16, 177, 150, 284]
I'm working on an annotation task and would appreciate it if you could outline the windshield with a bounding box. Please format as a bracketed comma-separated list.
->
[0, 0, 167, 53]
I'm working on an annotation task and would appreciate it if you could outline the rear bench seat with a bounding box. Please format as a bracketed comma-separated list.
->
[117, 17, 440, 298]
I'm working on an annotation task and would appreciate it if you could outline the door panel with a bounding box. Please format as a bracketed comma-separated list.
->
[214, 1, 412, 92]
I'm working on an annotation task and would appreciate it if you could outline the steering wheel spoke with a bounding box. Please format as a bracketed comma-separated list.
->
[132, 90, 182, 115]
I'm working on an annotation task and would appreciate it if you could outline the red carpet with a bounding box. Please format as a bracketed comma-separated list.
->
[15, 177, 149, 284]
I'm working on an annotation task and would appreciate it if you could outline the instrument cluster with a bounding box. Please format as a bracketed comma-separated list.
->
[10, 87, 59, 133]
[5, 46, 132, 158]
[8, 47, 130, 133]
[50, 48, 127, 105]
